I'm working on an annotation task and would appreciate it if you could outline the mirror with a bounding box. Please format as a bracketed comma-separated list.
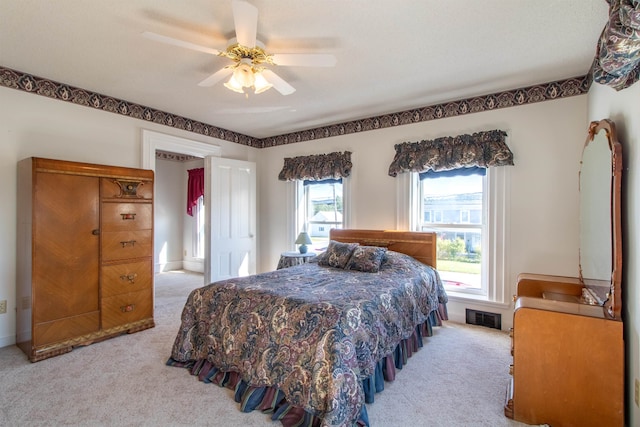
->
[579, 119, 623, 320]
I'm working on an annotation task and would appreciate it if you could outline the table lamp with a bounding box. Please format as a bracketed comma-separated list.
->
[295, 231, 312, 254]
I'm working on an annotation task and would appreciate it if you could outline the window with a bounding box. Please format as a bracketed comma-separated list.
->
[192, 195, 205, 258]
[419, 169, 485, 294]
[401, 166, 508, 304]
[280, 150, 351, 253]
[298, 179, 343, 251]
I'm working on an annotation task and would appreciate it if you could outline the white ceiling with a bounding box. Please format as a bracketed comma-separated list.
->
[1, 0, 609, 139]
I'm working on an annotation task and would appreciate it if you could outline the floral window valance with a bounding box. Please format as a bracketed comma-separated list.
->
[388, 130, 513, 177]
[592, 0, 640, 90]
[278, 151, 352, 181]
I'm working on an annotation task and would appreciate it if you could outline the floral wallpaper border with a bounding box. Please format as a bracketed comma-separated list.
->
[0, 65, 589, 149]
[262, 76, 590, 148]
[156, 150, 199, 162]
[0, 66, 260, 148]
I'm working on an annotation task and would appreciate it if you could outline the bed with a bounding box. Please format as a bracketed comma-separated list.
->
[167, 229, 448, 426]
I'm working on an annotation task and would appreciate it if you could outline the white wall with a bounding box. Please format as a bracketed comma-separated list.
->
[155, 158, 186, 272]
[259, 96, 588, 329]
[588, 82, 640, 427]
[0, 86, 258, 347]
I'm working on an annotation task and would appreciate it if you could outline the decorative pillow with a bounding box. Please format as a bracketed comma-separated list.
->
[318, 240, 359, 268]
[345, 246, 388, 273]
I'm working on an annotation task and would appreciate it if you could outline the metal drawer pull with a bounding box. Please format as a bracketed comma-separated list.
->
[120, 240, 136, 247]
[120, 213, 136, 220]
[119, 273, 137, 284]
[120, 304, 135, 313]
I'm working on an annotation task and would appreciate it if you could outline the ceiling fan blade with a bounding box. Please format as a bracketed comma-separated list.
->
[270, 53, 337, 67]
[142, 31, 220, 56]
[232, 0, 258, 47]
[262, 69, 296, 95]
[198, 67, 233, 87]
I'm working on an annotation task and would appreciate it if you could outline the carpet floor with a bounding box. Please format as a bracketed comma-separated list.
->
[0, 270, 529, 426]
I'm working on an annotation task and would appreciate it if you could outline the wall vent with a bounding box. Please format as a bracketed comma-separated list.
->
[465, 309, 501, 330]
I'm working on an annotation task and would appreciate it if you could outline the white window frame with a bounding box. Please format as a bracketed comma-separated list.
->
[397, 168, 510, 304]
[192, 195, 205, 259]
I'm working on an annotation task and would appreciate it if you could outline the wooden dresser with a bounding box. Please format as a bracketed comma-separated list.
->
[16, 157, 155, 362]
[505, 274, 624, 426]
[504, 120, 625, 426]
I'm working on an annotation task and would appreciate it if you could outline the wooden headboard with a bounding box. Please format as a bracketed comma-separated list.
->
[330, 229, 437, 268]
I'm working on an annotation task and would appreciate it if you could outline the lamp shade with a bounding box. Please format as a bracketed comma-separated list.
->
[233, 61, 255, 87]
[253, 72, 273, 94]
[295, 232, 312, 254]
[295, 232, 312, 245]
[223, 75, 244, 93]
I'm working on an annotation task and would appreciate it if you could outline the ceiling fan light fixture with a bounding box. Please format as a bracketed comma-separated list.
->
[253, 72, 273, 94]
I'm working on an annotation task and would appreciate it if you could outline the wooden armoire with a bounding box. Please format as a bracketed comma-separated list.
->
[16, 157, 155, 362]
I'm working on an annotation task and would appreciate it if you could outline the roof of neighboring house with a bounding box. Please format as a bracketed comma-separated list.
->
[310, 211, 343, 222]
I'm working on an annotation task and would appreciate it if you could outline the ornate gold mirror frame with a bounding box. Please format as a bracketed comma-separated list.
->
[580, 119, 623, 320]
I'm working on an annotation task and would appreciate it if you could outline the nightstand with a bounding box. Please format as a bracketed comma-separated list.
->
[277, 251, 317, 269]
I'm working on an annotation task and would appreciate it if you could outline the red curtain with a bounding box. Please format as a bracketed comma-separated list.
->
[187, 168, 204, 216]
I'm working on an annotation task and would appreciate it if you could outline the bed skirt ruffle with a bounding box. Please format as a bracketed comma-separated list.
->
[167, 303, 448, 427]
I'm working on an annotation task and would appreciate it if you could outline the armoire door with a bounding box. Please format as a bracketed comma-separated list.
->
[32, 171, 100, 345]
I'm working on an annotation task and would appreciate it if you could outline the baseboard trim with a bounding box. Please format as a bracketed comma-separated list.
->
[155, 261, 184, 273]
[0, 333, 16, 349]
[182, 259, 204, 273]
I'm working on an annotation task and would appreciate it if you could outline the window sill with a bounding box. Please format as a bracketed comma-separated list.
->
[445, 290, 512, 310]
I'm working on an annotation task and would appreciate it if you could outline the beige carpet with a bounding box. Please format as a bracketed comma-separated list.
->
[0, 270, 528, 426]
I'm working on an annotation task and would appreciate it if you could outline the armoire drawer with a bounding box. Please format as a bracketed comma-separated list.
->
[101, 230, 152, 262]
[102, 260, 152, 298]
[101, 177, 153, 200]
[101, 202, 152, 232]
[101, 289, 153, 330]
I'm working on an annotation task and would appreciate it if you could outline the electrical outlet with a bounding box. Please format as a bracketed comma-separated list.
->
[635, 378, 639, 408]
[0, 300, 6, 314]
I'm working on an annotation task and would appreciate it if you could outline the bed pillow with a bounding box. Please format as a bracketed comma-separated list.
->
[345, 245, 387, 273]
[318, 240, 359, 268]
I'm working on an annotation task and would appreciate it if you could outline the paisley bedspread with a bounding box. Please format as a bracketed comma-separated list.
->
[169, 251, 447, 426]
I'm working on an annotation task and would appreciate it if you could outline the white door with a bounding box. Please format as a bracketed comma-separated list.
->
[205, 156, 256, 283]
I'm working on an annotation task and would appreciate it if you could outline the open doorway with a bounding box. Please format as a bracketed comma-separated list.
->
[155, 152, 204, 273]
[141, 130, 222, 292]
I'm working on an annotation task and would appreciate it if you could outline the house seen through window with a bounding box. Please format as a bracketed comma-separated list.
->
[302, 179, 343, 252]
[420, 169, 485, 293]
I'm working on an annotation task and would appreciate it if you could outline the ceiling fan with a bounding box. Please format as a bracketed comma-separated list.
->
[143, 0, 336, 96]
